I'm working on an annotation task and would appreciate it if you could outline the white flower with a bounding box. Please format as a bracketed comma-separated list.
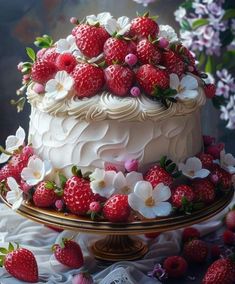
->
[21, 156, 52, 186]
[220, 150, 235, 174]
[113, 171, 143, 195]
[159, 25, 179, 43]
[128, 181, 172, 219]
[6, 177, 23, 211]
[174, 7, 186, 22]
[56, 35, 80, 55]
[45, 71, 74, 101]
[90, 168, 116, 198]
[179, 157, 210, 179]
[86, 12, 113, 26]
[0, 126, 25, 163]
[132, 0, 156, 6]
[170, 74, 199, 100]
[104, 16, 131, 36]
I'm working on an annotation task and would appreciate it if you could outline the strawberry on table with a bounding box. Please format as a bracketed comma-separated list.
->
[52, 238, 84, 269]
[0, 243, 38, 283]
[202, 258, 235, 284]
[104, 65, 134, 96]
[225, 206, 235, 231]
[63, 176, 95, 215]
[72, 63, 105, 98]
[182, 227, 200, 243]
[183, 239, 208, 263]
[163, 256, 188, 278]
[103, 194, 130, 222]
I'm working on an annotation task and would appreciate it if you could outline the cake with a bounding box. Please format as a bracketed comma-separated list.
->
[0, 12, 234, 222]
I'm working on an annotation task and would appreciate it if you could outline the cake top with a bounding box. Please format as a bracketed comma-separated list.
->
[15, 12, 214, 116]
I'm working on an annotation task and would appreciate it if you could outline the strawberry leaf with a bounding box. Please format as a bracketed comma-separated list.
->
[8, 242, 15, 252]
[0, 248, 8, 254]
[26, 47, 36, 62]
[159, 156, 167, 168]
[45, 181, 55, 190]
[166, 163, 176, 174]
[59, 173, 67, 189]
[34, 35, 53, 48]
[0, 255, 5, 267]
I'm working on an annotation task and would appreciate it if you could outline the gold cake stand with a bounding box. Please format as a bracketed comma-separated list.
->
[1, 189, 234, 262]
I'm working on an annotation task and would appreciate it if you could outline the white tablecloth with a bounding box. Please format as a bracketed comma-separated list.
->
[0, 196, 233, 284]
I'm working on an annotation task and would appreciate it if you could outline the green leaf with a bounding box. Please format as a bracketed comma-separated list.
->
[26, 47, 36, 62]
[222, 9, 235, 20]
[34, 35, 53, 49]
[212, 95, 226, 109]
[221, 50, 235, 69]
[45, 181, 55, 190]
[192, 19, 209, 30]
[0, 248, 8, 254]
[205, 56, 213, 74]
[59, 173, 67, 189]
[180, 0, 193, 9]
[8, 242, 15, 252]
[159, 156, 167, 168]
[180, 19, 191, 31]
[220, 29, 234, 47]
[166, 163, 176, 174]
[0, 255, 5, 267]
[198, 52, 206, 68]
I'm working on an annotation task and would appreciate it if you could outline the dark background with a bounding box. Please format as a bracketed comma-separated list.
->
[0, 0, 234, 153]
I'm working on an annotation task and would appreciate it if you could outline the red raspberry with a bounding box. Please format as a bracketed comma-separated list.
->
[183, 239, 208, 263]
[163, 256, 188, 278]
[222, 230, 235, 245]
[56, 53, 77, 73]
[171, 185, 194, 208]
[182, 227, 200, 243]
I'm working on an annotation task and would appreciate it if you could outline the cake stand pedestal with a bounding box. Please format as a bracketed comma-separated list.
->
[1, 188, 234, 262]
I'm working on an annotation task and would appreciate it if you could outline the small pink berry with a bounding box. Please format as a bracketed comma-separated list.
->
[33, 83, 45, 94]
[70, 17, 79, 25]
[72, 272, 93, 284]
[210, 174, 219, 185]
[22, 74, 31, 84]
[89, 201, 101, 213]
[158, 37, 169, 49]
[125, 159, 138, 172]
[188, 66, 194, 72]
[17, 62, 24, 71]
[130, 86, 140, 97]
[55, 199, 64, 210]
[36, 48, 47, 59]
[125, 53, 138, 66]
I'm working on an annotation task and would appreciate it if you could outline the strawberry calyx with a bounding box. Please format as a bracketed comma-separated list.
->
[159, 156, 181, 178]
[152, 87, 177, 108]
[137, 11, 159, 21]
[0, 242, 19, 267]
[178, 197, 204, 214]
[71, 165, 92, 181]
[51, 237, 74, 252]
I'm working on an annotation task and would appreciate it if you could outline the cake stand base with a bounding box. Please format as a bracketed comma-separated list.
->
[91, 235, 148, 261]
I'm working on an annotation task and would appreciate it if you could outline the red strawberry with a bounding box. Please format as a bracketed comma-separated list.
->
[136, 64, 169, 95]
[197, 153, 214, 169]
[171, 185, 194, 208]
[0, 164, 21, 182]
[72, 63, 105, 98]
[73, 24, 109, 58]
[223, 230, 235, 245]
[205, 143, 224, 159]
[31, 59, 57, 84]
[144, 232, 161, 239]
[210, 164, 232, 189]
[63, 176, 95, 215]
[33, 181, 58, 208]
[104, 65, 134, 96]
[191, 179, 215, 204]
[203, 135, 216, 147]
[183, 239, 208, 263]
[161, 50, 185, 77]
[103, 37, 135, 65]
[225, 209, 235, 231]
[1, 245, 38, 283]
[136, 39, 161, 65]
[163, 256, 188, 278]
[174, 44, 195, 67]
[52, 239, 84, 268]
[9, 153, 29, 173]
[130, 15, 159, 39]
[56, 53, 77, 73]
[210, 244, 221, 259]
[42, 47, 59, 63]
[204, 84, 216, 99]
[103, 194, 130, 222]
[182, 227, 200, 243]
[202, 258, 235, 284]
[144, 165, 173, 187]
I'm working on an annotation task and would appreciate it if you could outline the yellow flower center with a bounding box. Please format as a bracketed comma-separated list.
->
[122, 186, 130, 194]
[98, 180, 106, 189]
[177, 84, 185, 93]
[33, 171, 41, 179]
[145, 196, 155, 207]
[188, 170, 195, 177]
[56, 83, 64, 92]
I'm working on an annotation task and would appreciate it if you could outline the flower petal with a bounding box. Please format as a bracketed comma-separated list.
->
[185, 157, 202, 172]
[179, 90, 198, 100]
[15, 126, 25, 143]
[7, 177, 20, 192]
[104, 18, 118, 35]
[63, 76, 74, 91]
[153, 202, 172, 216]
[45, 79, 58, 93]
[117, 16, 130, 29]
[138, 206, 156, 219]
[194, 169, 210, 178]
[113, 172, 126, 190]
[128, 193, 145, 211]
[126, 172, 143, 189]
[0, 153, 11, 164]
[5, 136, 19, 151]
[11, 196, 23, 211]
[181, 75, 198, 90]
[134, 181, 153, 200]
[90, 168, 105, 181]
[169, 73, 180, 90]
[21, 168, 34, 182]
[152, 183, 171, 202]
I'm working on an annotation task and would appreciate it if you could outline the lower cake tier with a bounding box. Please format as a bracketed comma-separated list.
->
[28, 107, 203, 176]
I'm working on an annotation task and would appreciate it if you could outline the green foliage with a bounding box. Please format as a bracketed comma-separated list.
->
[180, 0, 193, 9]
[26, 48, 36, 62]
[180, 19, 191, 31]
[34, 34, 53, 49]
[192, 19, 209, 29]
[222, 9, 235, 20]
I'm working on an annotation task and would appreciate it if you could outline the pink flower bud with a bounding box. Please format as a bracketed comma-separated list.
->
[72, 272, 93, 284]
[130, 86, 140, 97]
[55, 199, 64, 210]
[17, 62, 24, 71]
[210, 174, 219, 185]
[70, 17, 79, 25]
[158, 37, 169, 49]
[36, 48, 47, 59]
[89, 201, 101, 213]
[125, 159, 138, 172]
[33, 83, 45, 94]
[188, 66, 194, 72]
[125, 53, 138, 66]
